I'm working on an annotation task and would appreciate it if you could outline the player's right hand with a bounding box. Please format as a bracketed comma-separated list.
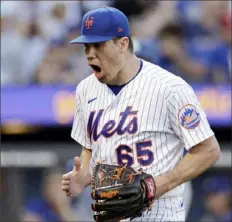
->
[61, 156, 90, 197]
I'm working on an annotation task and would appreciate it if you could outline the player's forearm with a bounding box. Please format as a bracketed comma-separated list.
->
[80, 147, 92, 187]
[154, 136, 220, 198]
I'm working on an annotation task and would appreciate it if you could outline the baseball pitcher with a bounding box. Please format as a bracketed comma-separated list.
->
[61, 6, 220, 222]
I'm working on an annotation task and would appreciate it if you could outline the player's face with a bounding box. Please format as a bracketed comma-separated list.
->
[84, 37, 128, 84]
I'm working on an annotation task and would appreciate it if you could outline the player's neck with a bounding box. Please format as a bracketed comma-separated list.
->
[114, 54, 141, 86]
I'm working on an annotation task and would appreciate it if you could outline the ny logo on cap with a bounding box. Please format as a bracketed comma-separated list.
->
[85, 17, 94, 29]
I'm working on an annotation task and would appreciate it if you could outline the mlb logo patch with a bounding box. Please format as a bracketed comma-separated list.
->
[178, 104, 201, 129]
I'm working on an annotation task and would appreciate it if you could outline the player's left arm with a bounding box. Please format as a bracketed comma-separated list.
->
[155, 135, 220, 198]
[154, 83, 221, 198]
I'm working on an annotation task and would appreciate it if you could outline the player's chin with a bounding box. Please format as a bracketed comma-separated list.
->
[94, 71, 104, 79]
[95, 72, 109, 83]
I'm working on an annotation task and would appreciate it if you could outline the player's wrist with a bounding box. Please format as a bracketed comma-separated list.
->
[153, 175, 172, 198]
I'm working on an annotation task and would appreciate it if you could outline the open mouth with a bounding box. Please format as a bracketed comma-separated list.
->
[90, 65, 101, 73]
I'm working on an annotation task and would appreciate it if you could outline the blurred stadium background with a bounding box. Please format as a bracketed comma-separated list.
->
[1, 1, 231, 221]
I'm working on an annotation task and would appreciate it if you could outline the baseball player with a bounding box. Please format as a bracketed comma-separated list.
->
[61, 6, 221, 222]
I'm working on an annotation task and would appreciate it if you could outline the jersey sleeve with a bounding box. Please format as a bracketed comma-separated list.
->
[71, 85, 92, 149]
[167, 84, 214, 150]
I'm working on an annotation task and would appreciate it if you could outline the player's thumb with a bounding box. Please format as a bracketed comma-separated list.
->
[73, 156, 81, 172]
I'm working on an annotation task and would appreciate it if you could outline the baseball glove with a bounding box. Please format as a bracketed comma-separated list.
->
[91, 163, 156, 222]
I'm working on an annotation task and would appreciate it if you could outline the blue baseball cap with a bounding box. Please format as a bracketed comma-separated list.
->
[70, 6, 130, 44]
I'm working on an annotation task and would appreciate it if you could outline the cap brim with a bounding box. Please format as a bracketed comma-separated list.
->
[70, 35, 115, 44]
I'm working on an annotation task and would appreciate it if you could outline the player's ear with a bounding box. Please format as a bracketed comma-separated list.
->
[119, 37, 129, 53]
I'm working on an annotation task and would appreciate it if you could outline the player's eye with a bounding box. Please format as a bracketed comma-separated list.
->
[93, 43, 101, 48]
[84, 43, 103, 53]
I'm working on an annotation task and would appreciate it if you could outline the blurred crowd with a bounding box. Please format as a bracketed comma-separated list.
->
[20, 162, 94, 222]
[1, 0, 231, 86]
[200, 176, 232, 222]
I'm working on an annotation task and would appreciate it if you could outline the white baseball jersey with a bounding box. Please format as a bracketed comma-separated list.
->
[71, 59, 214, 221]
